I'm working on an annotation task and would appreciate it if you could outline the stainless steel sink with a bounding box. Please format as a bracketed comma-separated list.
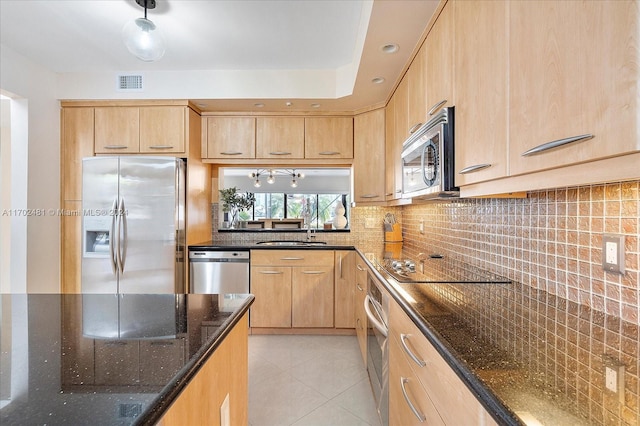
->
[255, 240, 327, 246]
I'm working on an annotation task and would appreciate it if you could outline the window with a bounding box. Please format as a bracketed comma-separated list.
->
[247, 193, 349, 229]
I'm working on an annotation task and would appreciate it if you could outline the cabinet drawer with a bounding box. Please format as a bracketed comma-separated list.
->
[250, 249, 334, 267]
[389, 301, 497, 426]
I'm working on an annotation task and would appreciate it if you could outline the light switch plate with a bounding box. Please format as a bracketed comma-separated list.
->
[602, 234, 625, 274]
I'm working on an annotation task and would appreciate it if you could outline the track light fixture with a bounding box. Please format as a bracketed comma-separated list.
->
[247, 169, 304, 188]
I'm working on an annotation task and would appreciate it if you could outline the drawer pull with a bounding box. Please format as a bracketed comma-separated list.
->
[302, 270, 325, 275]
[103, 145, 129, 150]
[400, 334, 427, 367]
[521, 134, 594, 156]
[408, 122, 423, 134]
[428, 99, 448, 116]
[259, 271, 284, 275]
[318, 151, 340, 156]
[360, 194, 380, 199]
[219, 151, 243, 155]
[269, 151, 292, 156]
[400, 377, 426, 422]
[356, 264, 365, 271]
[148, 145, 174, 149]
[356, 284, 364, 292]
[459, 163, 492, 174]
[280, 257, 304, 261]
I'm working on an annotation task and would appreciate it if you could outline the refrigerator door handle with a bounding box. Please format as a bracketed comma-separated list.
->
[118, 197, 128, 274]
[109, 199, 118, 275]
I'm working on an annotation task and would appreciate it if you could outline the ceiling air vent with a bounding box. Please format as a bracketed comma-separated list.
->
[116, 74, 144, 92]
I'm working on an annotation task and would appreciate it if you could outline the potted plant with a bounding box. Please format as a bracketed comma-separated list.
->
[219, 187, 256, 228]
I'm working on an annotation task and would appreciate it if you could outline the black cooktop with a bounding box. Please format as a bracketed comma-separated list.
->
[378, 255, 511, 284]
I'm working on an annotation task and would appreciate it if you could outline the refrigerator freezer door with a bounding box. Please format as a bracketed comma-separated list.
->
[82, 157, 119, 293]
[118, 157, 181, 293]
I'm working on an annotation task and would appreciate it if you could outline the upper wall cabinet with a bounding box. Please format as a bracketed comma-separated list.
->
[202, 117, 256, 160]
[424, 1, 453, 117]
[385, 95, 402, 201]
[354, 109, 386, 204]
[453, 0, 509, 186]
[95, 106, 186, 154]
[508, 0, 640, 176]
[304, 117, 354, 159]
[407, 43, 427, 135]
[256, 117, 304, 159]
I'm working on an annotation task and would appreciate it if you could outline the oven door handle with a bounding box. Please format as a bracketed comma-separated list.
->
[364, 295, 388, 337]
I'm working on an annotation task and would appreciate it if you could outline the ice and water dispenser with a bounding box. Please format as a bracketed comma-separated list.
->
[83, 215, 112, 257]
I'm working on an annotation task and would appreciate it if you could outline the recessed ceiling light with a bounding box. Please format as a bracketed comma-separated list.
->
[254, 102, 265, 108]
[381, 44, 399, 54]
[372, 77, 385, 84]
[310, 103, 321, 108]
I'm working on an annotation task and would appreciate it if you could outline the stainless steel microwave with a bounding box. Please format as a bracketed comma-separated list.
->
[401, 107, 459, 199]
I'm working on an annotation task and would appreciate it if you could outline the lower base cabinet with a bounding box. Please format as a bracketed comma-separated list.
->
[354, 254, 368, 364]
[389, 300, 497, 425]
[158, 313, 249, 425]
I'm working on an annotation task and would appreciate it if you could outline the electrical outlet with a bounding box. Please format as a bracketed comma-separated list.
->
[603, 355, 625, 402]
[419, 220, 424, 234]
[602, 234, 625, 274]
[605, 366, 618, 392]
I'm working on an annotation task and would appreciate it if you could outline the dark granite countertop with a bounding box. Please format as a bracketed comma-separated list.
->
[0, 293, 254, 426]
[189, 240, 355, 250]
[363, 251, 639, 426]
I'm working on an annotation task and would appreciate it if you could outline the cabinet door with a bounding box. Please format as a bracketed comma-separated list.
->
[61, 107, 94, 201]
[389, 335, 445, 426]
[204, 117, 256, 159]
[509, 0, 640, 175]
[424, 1, 453, 116]
[407, 43, 427, 133]
[140, 106, 186, 153]
[454, 0, 508, 185]
[256, 117, 304, 159]
[354, 109, 386, 203]
[250, 266, 292, 327]
[334, 250, 356, 328]
[385, 96, 401, 201]
[394, 77, 410, 147]
[94, 107, 140, 153]
[292, 266, 334, 328]
[304, 117, 353, 159]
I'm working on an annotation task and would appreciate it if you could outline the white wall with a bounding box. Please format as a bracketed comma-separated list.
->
[1, 45, 61, 293]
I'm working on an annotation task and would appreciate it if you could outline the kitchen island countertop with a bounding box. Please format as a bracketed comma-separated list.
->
[0, 293, 254, 426]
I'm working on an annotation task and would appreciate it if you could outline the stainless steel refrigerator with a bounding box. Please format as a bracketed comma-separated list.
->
[81, 156, 185, 294]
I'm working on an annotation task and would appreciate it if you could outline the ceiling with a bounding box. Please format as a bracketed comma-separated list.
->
[0, 0, 439, 113]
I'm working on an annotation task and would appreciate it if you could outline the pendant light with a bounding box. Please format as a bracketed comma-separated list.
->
[122, 0, 165, 62]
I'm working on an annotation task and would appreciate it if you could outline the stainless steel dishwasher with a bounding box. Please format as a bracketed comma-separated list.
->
[189, 249, 250, 311]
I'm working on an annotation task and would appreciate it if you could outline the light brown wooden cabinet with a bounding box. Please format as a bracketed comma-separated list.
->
[334, 250, 356, 328]
[250, 250, 334, 329]
[389, 300, 497, 425]
[407, 43, 427, 134]
[508, 0, 640, 176]
[256, 116, 305, 159]
[202, 116, 256, 159]
[304, 117, 353, 159]
[353, 109, 386, 204]
[453, 0, 509, 186]
[424, 1, 453, 117]
[354, 254, 368, 365]
[94, 106, 187, 154]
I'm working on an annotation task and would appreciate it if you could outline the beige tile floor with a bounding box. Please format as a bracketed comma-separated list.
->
[248, 334, 382, 426]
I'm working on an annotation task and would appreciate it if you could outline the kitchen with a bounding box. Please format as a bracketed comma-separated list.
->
[1, 1, 639, 425]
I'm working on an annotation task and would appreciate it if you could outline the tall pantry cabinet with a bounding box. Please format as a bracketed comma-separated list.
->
[60, 101, 211, 293]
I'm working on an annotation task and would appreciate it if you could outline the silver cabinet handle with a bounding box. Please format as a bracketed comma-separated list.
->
[360, 194, 380, 199]
[339, 254, 343, 279]
[521, 134, 594, 156]
[103, 145, 129, 150]
[400, 377, 426, 422]
[302, 270, 326, 275]
[356, 283, 364, 292]
[280, 257, 304, 261]
[400, 334, 426, 367]
[219, 151, 243, 155]
[148, 145, 175, 149]
[259, 271, 284, 275]
[428, 99, 448, 116]
[408, 122, 423, 134]
[319, 151, 340, 155]
[356, 264, 365, 271]
[385, 193, 393, 197]
[269, 151, 292, 156]
[395, 189, 402, 193]
[459, 163, 492, 174]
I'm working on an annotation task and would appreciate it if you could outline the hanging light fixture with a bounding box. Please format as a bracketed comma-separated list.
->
[267, 170, 275, 184]
[122, 0, 166, 62]
[246, 169, 304, 187]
